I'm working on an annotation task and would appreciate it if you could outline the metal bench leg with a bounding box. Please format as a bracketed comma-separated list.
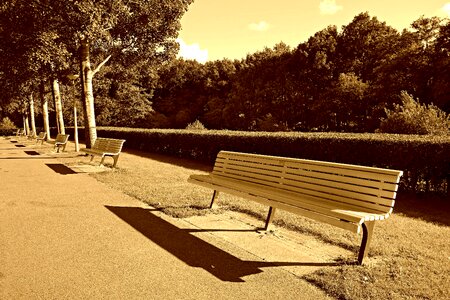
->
[100, 156, 106, 165]
[209, 190, 219, 209]
[112, 155, 119, 168]
[264, 207, 276, 230]
[358, 221, 375, 265]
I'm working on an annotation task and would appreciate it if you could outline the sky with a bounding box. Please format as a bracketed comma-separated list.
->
[177, 0, 450, 63]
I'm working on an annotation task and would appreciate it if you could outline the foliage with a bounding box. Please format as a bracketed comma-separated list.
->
[0, 117, 16, 129]
[1, 9, 449, 136]
[134, 14, 449, 132]
[185, 120, 207, 130]
[378, 91, 450, 135]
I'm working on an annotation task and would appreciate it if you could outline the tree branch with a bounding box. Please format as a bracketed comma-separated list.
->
[92, 55, 112, 76]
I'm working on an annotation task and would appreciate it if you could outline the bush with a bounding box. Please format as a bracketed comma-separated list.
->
[378, 91, 450, 135]
[185, 120, 207, 130]
[0, 117, 16, 129]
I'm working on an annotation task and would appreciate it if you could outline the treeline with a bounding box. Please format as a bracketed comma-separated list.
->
[90, 13, 449, 132]
[2, 12, 449, 134]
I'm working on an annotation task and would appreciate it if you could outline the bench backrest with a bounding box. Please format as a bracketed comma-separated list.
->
[211, 151, 403, 215]
[92, 138, 125, 154]
[55, 134, 70, 143]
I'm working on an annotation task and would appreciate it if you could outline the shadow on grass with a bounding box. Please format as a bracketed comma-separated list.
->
[395, 193, 450, 226]
[105, 205, 348, 282]
[123, 149, 212, 172]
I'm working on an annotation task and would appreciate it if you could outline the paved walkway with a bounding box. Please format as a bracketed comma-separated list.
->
[0, 137, 335, 299]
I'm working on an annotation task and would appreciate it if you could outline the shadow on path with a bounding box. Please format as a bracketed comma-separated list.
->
[105, 206, 348, 282]
[24, 150, 40, 156]
[45, 163, 77, 175]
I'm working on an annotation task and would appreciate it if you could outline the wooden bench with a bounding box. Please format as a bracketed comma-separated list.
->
[80, 137, 126, 168]
[188, 151, 403, 264]
[54, 134, 70, 152]
[35, 131, 47, 145]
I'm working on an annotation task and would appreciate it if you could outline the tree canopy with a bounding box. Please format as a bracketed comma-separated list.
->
[1, 10, 448, 135]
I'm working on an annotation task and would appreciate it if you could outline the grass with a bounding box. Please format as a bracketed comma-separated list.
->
[57, 146, 449, 300]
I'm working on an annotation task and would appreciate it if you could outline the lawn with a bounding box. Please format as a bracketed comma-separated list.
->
[63, 147, 449, 299]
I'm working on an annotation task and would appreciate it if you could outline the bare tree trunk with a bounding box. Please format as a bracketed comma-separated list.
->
[79, 39, 111, 148]
[52, 78, 65, 134]
[40, 80, 50, 140]
[29, 93, 36, 137]
[24, 112, 30, 136]
[80, 39, 97, 148]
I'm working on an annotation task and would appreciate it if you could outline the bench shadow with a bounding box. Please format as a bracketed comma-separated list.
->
[105, 206, 347, 282]
[45, 163, 77, 175]
[24, 150, 40, 156]
[124, 149, 212, 172]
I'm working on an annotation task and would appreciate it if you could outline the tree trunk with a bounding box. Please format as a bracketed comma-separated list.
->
[40, 80, 50, 140]
[24, 113, 30, 136]
[79, 39, 97, 148]
[52, 78, 65, 134]
[29, 93, 36, 137]
[74, 104, 79, 152]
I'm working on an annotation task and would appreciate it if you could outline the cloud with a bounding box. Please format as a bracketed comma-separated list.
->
[440, 2, 450, 17]
[248, 21, 270, 32]
[319, 0, 343, 15]
[176, 38, 208, 63]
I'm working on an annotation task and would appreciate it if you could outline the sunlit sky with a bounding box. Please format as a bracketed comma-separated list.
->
[177, 0, 450, 63]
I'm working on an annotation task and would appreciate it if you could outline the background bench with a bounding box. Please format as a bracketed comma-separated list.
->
[54, 134, 70, 152]
[35, 132, 46, 145]
[188, 151, 403, 264]
[80, 137, 126, 168]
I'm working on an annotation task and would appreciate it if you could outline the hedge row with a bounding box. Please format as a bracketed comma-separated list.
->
[84, 127, 448, 195]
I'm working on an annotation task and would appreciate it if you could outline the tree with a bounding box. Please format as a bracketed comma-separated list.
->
[377, 91, 450, 135]
[56, 0, 193, 146]
[1, 0, 193, 146]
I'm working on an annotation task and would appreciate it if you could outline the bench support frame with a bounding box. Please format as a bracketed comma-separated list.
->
[209, 190, 219, 209]
[264, 207, 276, 230]
[358, 221, 375, 265]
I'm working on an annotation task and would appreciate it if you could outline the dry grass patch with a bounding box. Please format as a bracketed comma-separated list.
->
[59, 149, 449, 299]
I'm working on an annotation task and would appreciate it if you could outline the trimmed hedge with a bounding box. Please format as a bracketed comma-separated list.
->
[61, 127, 450, 195]
[0, 128, 18, 136]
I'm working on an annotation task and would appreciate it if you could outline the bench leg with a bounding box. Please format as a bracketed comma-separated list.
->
[209, 190, 219, 209]
[264, 206, 276, 231]
[358, 221, 375, 265]
[112, 155, 120, 168]
[100, 156, 106, 166]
